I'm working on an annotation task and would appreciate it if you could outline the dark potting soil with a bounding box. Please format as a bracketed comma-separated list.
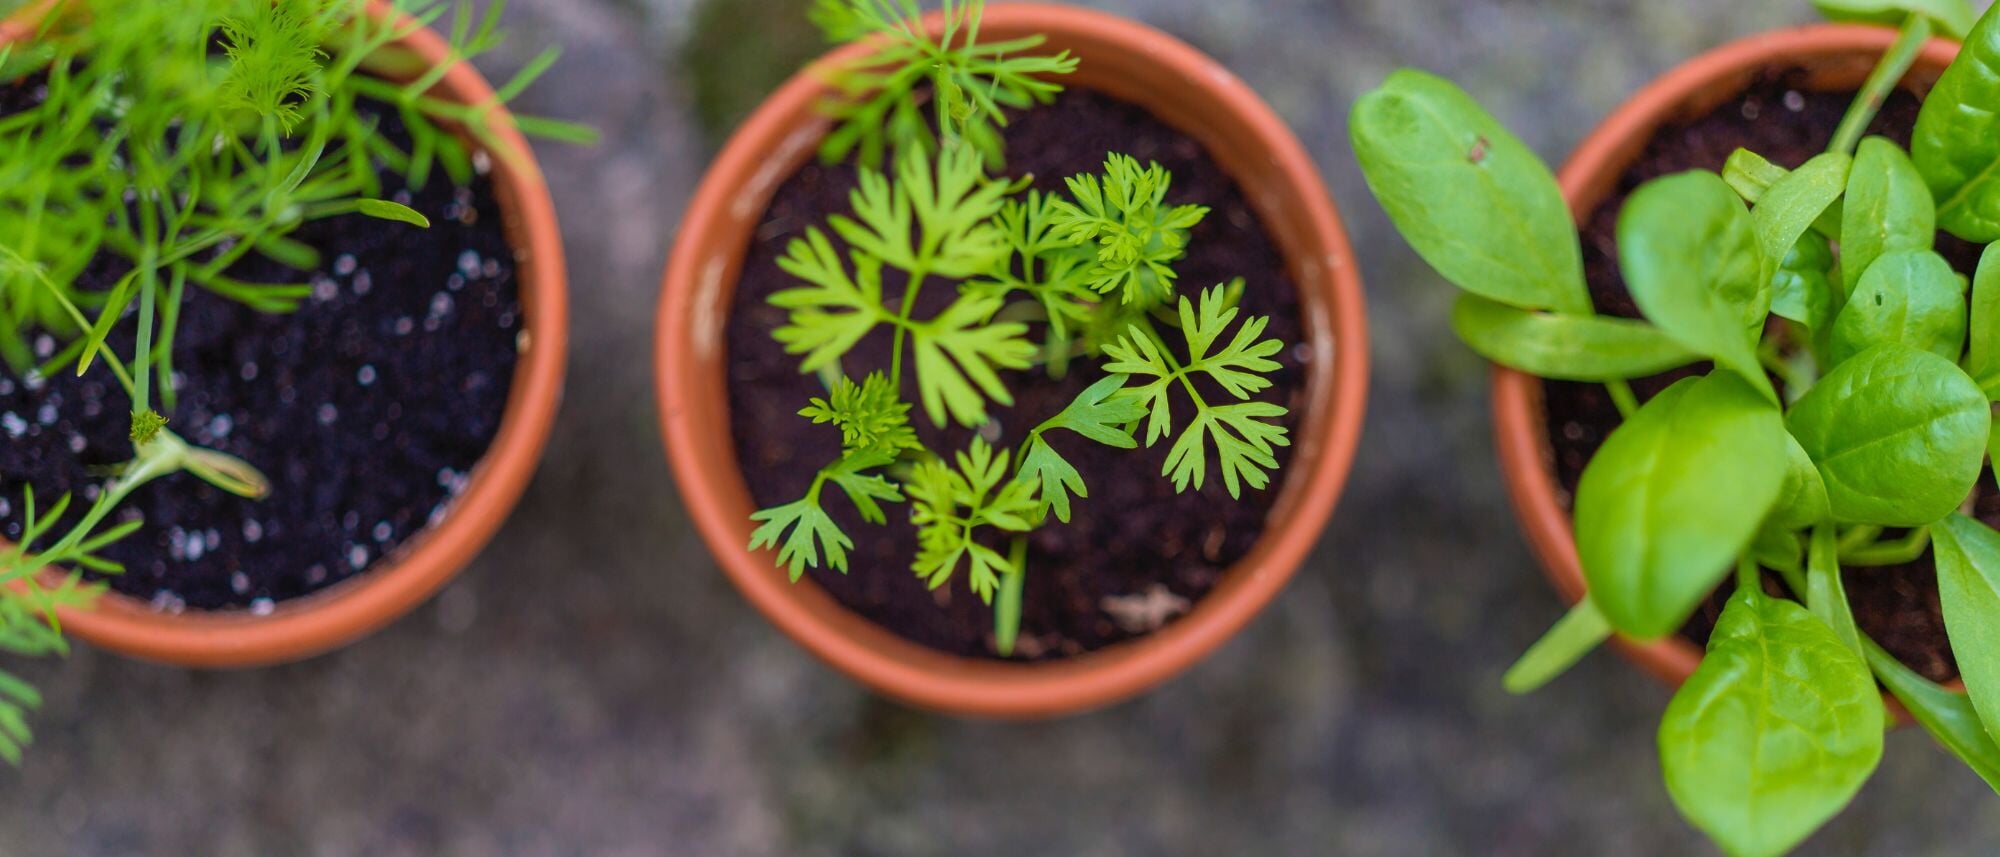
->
[726, 89, 1309, 660]
[0, 85, 520, 611]
[1545, 72, 1971, 682]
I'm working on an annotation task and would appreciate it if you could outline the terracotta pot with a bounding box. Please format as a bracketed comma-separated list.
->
[657, 4, 1369, 718]
[1496, 24, 1961, 690]
[4, 0, 569, 667]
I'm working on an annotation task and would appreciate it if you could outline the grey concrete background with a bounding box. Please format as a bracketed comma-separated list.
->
[3, 0, 1996, 854]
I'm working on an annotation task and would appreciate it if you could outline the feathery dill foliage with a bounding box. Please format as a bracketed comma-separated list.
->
[0, 0, 591, 763]
[751, 1, 1294, 654]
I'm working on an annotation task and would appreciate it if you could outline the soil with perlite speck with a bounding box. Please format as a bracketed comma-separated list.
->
[727, 89, 1311, 661]
[1545, 72, 1973, 683]
[0, 86, 520, 612]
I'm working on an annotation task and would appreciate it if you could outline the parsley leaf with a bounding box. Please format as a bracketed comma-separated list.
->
[1017, 374, 1146, 522]
[810, 0, 1079, 167]
[908, 439, 1041, 602]
[1103, 285, 1291, 498]
[911, 292, 1037, 427]
[1052, 154, 1210, 307]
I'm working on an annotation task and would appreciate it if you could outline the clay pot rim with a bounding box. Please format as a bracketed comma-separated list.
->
[1494, 23, 1964, 692]
[656, 3, 1369, 718]
[4, 0, 569, 668]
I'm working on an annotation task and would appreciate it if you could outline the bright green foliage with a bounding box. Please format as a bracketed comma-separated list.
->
[1573, 374, 1788, 640]
[1660, 587, 1884, 857]
[1354, 8, 2000, 847]
[1931, 515, 2000, 746]
[751, 2, 1292, 656]
[1814, 0, 1976, 38]
[1103, 285, 1291, 498]
[0, 0, 584, 765]
[1051, 154, 1210, 308]
[1914, 3, 2000, 241]
[1349, 69, 1591, 315]
[908, 439, 1040, 601]
[809, 0, 1077, 168]
[1786, 344, 1988, 527]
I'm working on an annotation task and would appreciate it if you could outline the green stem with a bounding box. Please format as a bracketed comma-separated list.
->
[1842, 526, 1931, 567]
[1605, 380, 1639, 418]
[1736, 554, 1761, 593]
[889, 271, 930, 388]
[1830, 15, 1932, 156]
[994, 537, 1027, 657]
[1839, 525, 1885, 553]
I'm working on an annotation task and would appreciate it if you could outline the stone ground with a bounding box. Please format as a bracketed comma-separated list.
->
[4, 0, 1999, 854]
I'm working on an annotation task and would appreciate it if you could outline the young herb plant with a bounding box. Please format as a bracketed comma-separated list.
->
[1354, 1, 2000, 853]
[0, 0, 590, 763]
[750, 0, 1293, 656]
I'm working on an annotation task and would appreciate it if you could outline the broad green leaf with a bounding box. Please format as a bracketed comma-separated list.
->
[1845, 137, 1937, 296]
[1617, 172, 1772, 395]
[1768, 432, 1832, 531]
[1806, 524, 1864, 660]
[1787, 344, 1989, 526]
[1770, 236, 1837, 333]
[1914, 3, 2000, 242]
[1351, 70, 1591, 314]
[1575, 373, 1789, 639]
[1828, 249, 1968, 366]
[1813, 0, 1976, 38]
[1864, 638, 2000, 792]
[1660, 589, 1884, 857]
[1967, 242, 2000, 395]
[1752, 152, 1850, 287]
[1931, 514, 2000, 746]
[1449, 294, 1698, 381]
[1502, 597, 1613, 694]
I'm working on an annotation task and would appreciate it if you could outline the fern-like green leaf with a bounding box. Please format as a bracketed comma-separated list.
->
[833, 144, 1011, 278]
[910, 292, 1036, 427]
[772, 229, 888, 371]
[1052, 154, 1209, 307]
[908, 439, 1040, 602]
[1102, 285, 1291, 498]
[749, 495, 853, 580]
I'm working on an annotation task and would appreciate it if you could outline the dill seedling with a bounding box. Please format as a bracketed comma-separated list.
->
[751, 1, 1292, 655]
[0, 0, 591, 763]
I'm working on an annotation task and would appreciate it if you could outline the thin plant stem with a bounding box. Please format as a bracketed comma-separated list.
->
[1829, 15, 1933, 156]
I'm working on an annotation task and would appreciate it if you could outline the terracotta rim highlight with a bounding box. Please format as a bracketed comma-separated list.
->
[5, 0, 569, 668]
[1494, 24, 1960, 690]
[656, 4, 1369, 718]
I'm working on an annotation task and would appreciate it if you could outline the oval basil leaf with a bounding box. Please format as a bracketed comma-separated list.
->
[1845, 137, 1937, 296]
[1786, 343, 1989, 526]
[1351, 70, 1591, 315]
[1661, 588, 1884, 857]
[1618, 171, 1772, 395]
[1449, 294, 1699, 381]
[1828, 249, 1968, 367]
[1576, 373, 1788, 639]
[1863, 638, 2000, 792]
[1932, 514, 2000, 747]
[1753, 152, 1850, 287]
[1813, 0, 1976, 38]
[1914, 5, 2000, 242]
[1966, 242, 2000, 396]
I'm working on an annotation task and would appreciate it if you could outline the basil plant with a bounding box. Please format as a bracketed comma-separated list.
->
[1354, 1, 2000, 854]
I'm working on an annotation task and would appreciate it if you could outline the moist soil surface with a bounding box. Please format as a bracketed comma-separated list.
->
[1546, 72, 1975, 682]
[0, 86, 521, 611]
[726, 89, 1309, 661]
